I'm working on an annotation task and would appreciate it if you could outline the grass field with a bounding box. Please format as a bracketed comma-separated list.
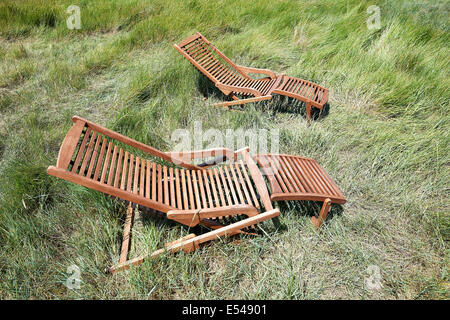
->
[0, 0, 448, 299]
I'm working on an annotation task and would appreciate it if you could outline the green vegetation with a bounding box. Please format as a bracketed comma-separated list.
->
[0, 0, 448, 299]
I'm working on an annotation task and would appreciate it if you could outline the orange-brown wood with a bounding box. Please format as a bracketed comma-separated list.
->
[169, 167, 175, 207]
[119, 203, 134, 264]
[79, 131, 97, 176]
[49, 117, 346, 274]
[174, 33, 330, 120]
[56, 121, 86, 170]
[93, 138, 107, 181]
[109, 209, 280, 273]
[167, 204, 258, 227]
[311, 198, 332, 229]
[145, 160, 151, 198]
[114, 148, 124, 188]
[254, 154, 346, 204]
[100, 141, 113, 184]
[71, 127, 91, 174]
[107, 145, 118, 186]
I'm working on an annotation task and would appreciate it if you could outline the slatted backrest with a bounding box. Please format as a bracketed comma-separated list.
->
[174, 32, 250, 86]
[51, 117, 264, 213]
[57, 121, 153, 196]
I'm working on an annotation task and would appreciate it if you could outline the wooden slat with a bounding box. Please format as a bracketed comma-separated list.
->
[157, 164, 162, 203]
[197, 170, 207, 209]
[119, 204, 134, 264]
[299, 158, 326, 194]
[218, 167, 232, 205]
[169, 167, 176, 207]
[284, 156, 313, 192]
[302, 160, 328, 194]
[235, 162, 252, 206]
[285, 78, 297, 92]
[192, 170, 201, 209]
[208, 169, 220, 207]
[224, 166, 238, 204]
[79, 131, 97, 176]
[186, 170, 195, 209]
[126, 154, 134, 193]
[309, 160, 342, 196]
[73, 116, 199, 171]
[239, 161, 260, 208]
[93, 138, 107, 181]
[139, 158, 145, 197]
[151, 162, 156, 201]
[107, 145, 118, 185]
[181, 169, 189, 210]
[266, 155, 289, 193]
[214, 168, 227, 207]
[71, 128, 92, 173]
[292, 79, 304, 95]
[203, 170, 213, 209]
[86, 134, 102, 178]
[299, 83, 311, 97]
[277, 156, 301, 193]
[304, 159, 334, 195]
[230, 164, 245, 204]
[113, 148, 123, 188]
[292, 157, 319, 193]
[145, 160, 151, 198]
[163, 165, 169, 205]
[279, 156, 305, 193]
[241, 149, 273, 210]
[49, 167, 173, 214]
[175, 168, 182, 209]
[100, 141, 113, 184]
[86, 133, 102, 178]
[254, 155, 282, 194]
[120, 151, 129, 190]
[312, 87, 321, 102]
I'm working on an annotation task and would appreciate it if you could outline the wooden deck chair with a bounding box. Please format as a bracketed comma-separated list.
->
[174, 32, 329, 121]
[47, 117, 346, 273]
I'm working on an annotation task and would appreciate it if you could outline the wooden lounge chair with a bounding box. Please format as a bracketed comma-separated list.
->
[174, 32, 329, 121]
[47, 116, 346, 273]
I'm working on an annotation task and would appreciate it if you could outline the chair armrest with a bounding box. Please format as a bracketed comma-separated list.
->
[71, 116, 201, 170]
[236, 65, 277, 79]
[165, 147, 237, 167]
[215, 82, 261, 96]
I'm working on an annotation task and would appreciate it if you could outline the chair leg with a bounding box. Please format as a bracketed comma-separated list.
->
[119, 203, 134, 263]
[108, 209, 280, 273]
[311, 198, 331, 229]
[306, 102, 311, 123]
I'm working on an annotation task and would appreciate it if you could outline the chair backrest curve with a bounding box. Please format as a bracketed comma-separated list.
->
[174, 32, 250, 86]
[55, 116, 200, 171]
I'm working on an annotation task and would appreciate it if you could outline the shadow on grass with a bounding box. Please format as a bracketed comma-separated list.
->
[109, 194, 343, 268]
[276, 199, 344, 229]
[196, 74, 331, 121]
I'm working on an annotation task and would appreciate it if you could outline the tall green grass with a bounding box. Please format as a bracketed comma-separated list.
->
[0, 0, 448, 299]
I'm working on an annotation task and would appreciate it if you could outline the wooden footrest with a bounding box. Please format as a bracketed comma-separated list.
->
[272, 75, 329, 109]
[253, 154, 345, 204]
